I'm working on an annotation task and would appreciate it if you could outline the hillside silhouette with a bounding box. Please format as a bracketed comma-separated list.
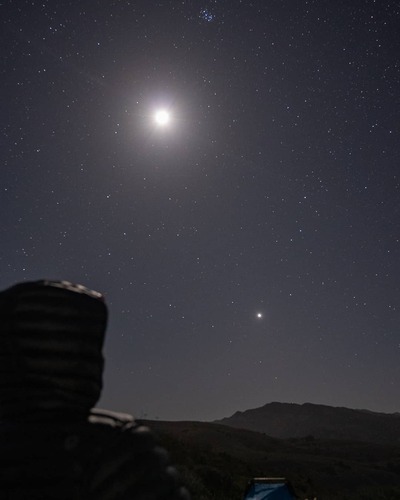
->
[215, 402, 400, 444]
[141, 403, 400, 499]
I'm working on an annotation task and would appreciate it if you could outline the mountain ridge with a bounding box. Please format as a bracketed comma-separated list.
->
[214, 401, 400, 444]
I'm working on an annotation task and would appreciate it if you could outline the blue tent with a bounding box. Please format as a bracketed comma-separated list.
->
[243, 478, 298, 500]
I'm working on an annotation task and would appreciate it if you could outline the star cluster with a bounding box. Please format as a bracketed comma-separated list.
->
[1, 0, 399, 421]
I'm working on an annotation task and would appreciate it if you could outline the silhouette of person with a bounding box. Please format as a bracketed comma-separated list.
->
[0, 280, 190, 500]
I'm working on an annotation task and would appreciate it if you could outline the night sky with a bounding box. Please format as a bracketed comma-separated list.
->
[2, 0, 399, 421]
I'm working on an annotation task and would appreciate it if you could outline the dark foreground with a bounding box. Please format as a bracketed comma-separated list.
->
[143, 420, 400, 500]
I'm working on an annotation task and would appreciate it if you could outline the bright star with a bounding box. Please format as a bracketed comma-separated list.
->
[256, 313, 263, 319]
[154, 109, 170, 126]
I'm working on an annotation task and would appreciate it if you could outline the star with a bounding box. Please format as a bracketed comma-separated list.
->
[256, 313, 263, 319]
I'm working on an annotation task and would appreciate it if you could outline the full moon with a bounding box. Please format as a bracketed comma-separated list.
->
[154, 109, 170, 126]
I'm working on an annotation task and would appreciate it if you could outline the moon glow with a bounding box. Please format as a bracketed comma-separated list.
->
[154, 109, 170, 126]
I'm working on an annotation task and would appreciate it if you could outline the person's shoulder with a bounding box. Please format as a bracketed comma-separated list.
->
[87, 407, 155, 444]
[88, 408, 135, 428]
[85, 409, 190, 499]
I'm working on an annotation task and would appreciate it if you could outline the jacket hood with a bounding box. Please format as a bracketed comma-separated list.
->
[0, 280, 108, 420]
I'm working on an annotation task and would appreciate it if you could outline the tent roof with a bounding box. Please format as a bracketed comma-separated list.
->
[243, 478, 298, 500]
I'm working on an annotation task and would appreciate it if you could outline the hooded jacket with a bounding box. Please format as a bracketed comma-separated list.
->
[0, 280, 188, 500]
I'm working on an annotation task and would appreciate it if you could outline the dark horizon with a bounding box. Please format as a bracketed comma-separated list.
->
[136, 400, 400, 423]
